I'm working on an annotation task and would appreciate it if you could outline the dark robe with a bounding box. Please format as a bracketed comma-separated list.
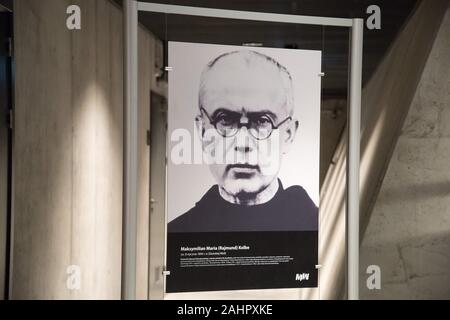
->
[168, 180, 318, 233]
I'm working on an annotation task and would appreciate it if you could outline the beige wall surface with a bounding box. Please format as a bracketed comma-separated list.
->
[12, 0, 124, 299]
[361, 8, 450, 299]
[12, 0, 163, 299]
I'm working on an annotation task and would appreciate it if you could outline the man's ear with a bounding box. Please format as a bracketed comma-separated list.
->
[284, 119, 299, 144]
[195, 115, 205, 140]
[282, 119, 299, 154]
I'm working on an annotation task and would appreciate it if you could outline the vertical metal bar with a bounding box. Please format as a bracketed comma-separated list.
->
[7, 8, 15, 301]
[347, 18, 363, 300]
[123, 0, 138, 300]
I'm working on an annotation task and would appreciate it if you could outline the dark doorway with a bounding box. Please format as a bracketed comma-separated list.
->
[0, 9, 13, 300]
[148, 91, 167, 300]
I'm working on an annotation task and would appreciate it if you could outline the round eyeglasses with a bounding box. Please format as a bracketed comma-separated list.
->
[200, 107, 292, 141]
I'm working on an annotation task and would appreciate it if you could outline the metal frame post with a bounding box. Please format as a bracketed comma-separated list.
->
[123, 0, 138, 300]
[347, 18, 363, 301]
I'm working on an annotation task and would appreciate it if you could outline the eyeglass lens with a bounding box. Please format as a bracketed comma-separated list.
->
[215, 113, 274, 140]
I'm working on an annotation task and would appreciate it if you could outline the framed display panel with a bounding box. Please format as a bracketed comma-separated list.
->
[124, 1, 363, 300]
[167, 41, 321, 294]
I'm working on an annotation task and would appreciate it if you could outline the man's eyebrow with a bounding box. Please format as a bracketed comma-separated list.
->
[211, 108, 241, 118]
[247, 110, 278, 121]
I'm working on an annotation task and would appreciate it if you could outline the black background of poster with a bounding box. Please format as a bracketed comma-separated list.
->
[166, 231, 318, 293]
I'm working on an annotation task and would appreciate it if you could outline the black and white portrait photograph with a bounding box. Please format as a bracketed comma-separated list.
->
[166, 42, 321, 293]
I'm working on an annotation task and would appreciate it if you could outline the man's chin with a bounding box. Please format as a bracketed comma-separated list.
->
[222, 179, 264, 196]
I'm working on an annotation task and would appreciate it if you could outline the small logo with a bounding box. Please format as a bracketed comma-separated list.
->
[295, 273, 310, 282]
[366, 5, 381, 30]
[66, 5, 81, 30]
[366, 265, 381, 290]
[66, 265, 81, 290]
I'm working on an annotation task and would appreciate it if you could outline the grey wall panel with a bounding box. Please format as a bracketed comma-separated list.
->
[12, 0, 124, 299]
[361, 7, 450, 300]
[12, 0, 163, 299]
[317, 0, 449, 299]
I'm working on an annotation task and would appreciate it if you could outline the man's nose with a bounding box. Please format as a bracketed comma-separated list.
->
[234, 127, 254, 153]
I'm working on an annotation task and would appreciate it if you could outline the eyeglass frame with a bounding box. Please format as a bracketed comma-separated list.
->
[198, 106, 293, 141]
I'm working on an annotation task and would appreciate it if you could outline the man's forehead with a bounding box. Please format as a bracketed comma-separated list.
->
[205, 52, 283, 81]
[201, 56, 289, 116]
[202, 90, 288, 117]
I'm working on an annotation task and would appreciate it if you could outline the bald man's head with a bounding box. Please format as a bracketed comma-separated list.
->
[198, 50, 295, 119]
[195, 50, 299, 202]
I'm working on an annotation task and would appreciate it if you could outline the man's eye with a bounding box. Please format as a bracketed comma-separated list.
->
[255, 116, 272, 127]
[216, 114, 236, 126]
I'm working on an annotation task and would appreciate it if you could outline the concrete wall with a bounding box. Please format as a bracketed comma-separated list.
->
[11, 0, 163, 299]
[12, 0, 123, 299]
[317, 0, 449, 299]
[320, 99, 346, 185]
[0, 11, 12, 300]
[12, 0, 162, 299]
[0, 60, 7, 300]
[361, 7, 450, 300]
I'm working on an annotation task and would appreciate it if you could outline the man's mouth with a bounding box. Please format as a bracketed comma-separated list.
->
[226, 164, 260, 175]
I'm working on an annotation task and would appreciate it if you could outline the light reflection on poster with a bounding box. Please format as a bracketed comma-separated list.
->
[166, 42, 321, 293]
